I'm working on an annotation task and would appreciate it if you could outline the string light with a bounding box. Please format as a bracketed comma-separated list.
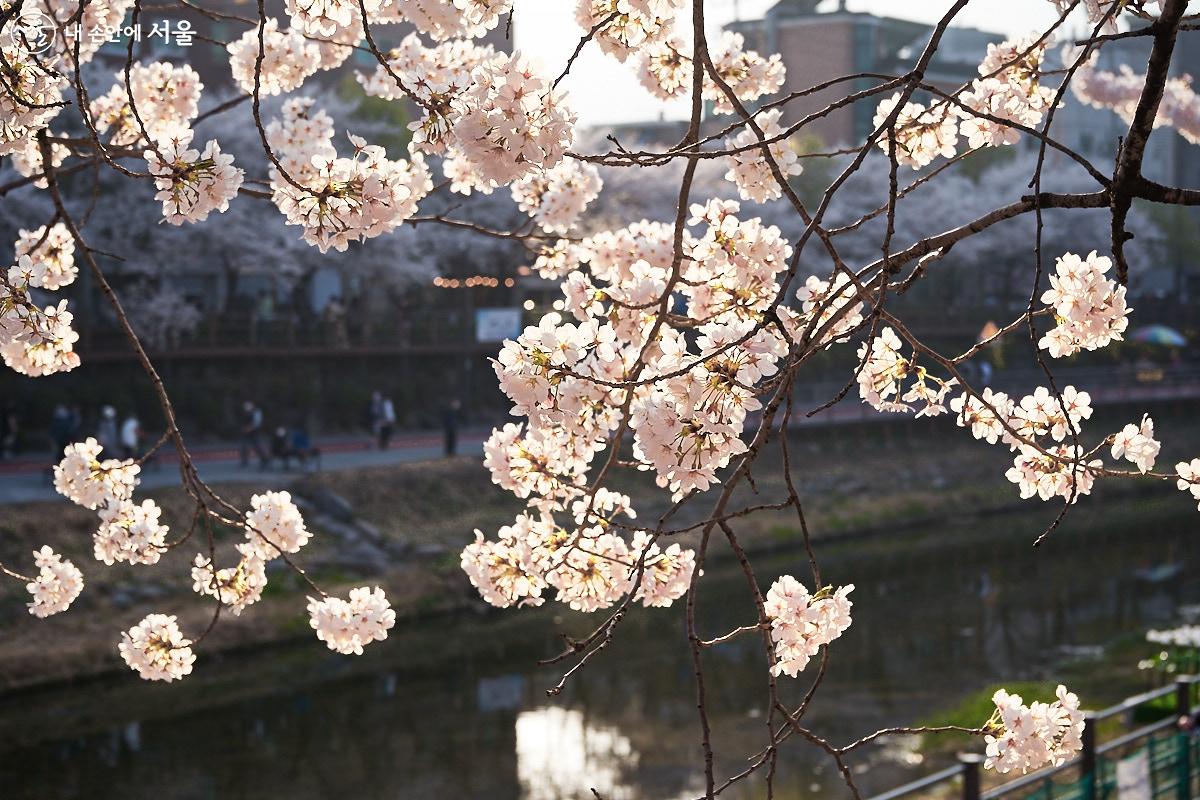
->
[431, 276, 518, 289]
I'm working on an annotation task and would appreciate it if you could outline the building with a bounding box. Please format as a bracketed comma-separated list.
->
[727, 0, 1002, 147]
[1052, 26, 1200, 299]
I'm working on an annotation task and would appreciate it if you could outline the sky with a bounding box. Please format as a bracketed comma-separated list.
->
[513, 0, 1067, 126]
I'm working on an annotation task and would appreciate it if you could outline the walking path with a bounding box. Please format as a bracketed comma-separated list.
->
[2, 365, 1197, 505]
[0, 429, 487, 505]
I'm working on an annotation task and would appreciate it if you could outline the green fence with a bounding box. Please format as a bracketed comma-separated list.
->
[870, 677, 1200, 800]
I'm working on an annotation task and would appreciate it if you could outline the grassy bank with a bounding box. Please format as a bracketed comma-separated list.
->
[1, 407, 1197, 692]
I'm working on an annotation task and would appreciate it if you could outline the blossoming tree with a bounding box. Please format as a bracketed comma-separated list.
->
[2, 0, 1199, 793]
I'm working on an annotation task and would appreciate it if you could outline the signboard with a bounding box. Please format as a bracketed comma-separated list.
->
[475, 307, 523, 343]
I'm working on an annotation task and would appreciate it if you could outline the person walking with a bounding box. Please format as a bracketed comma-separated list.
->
[49, 404, 73, 457]
[120, 413, 141, 460]
[378, 395, 396, 450]
[368, 390, 383, 440]
[96, 406, 119, 454]
[443, 398, 460, 457]
[240, 401, 267, 469]
[1, 406, 19, 458]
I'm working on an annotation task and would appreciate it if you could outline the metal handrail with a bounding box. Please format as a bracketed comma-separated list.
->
[866, 676, 1199, 800]
[1096, 715, 1184, 756]
[1093, 684, 1182, 723]
[982, 757, 1081, 800]
[870, 764, 963, 800]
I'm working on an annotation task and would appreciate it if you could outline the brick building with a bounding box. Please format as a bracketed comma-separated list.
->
[727, 0, 1000, 147]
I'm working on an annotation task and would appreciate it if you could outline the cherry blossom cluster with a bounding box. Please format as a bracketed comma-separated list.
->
[1072, 62, 1200, 146]
[450, 53, 577, 185]
[118, 614, 196, 682]
[1037, 251, 1129, 358]
[684, 200, 794, 321]
[948, 384, 1103, 503]
[227, 17, 321, 96]
[511, 160, 603, 233]
[874, 31, 1064, 165]
[7, 136, 68, 190]
[1110, 415, 1159, 474]
[329, 46, 576, 192]
[723, 109, 802, 203]
[959, 34, 1056, 148]
[638, 32, 785, 113]
[382, 0, 513, 42]
[191, 544, 269, 616]
[1176, 459, 1200, 510]
[307, 587, 397, 654]
[1006, 443, 1102, 502]
[32, 0, 136, 65]
[578, 0, 684, 62]
[856, 327, 958, 416]
[778, 272, 865, 349]
[0, 43, 68, 156]
[984, 685, 1084, 774]
[873, 93, 960, 169]
[706, 32, 787, 113]
[356, 34, 495, 148]
[145, 130, 245, 225]
[244, 490, 312, 558]
[94, 498, 170, 566]
[2, 255, 81, 376]
[484, 200, 798, 527]
[14, 224, 76, 290]
[764, 576, 854, 678]
[54, 437, 171, 565]
[25, 546, 84, 618]
[460, 508, 695, 612]
[267, 110, 432, 252]
[283, 0, 370, 38]
[90, 62, 203, 146]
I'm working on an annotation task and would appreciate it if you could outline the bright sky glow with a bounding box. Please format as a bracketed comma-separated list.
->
[514, 0, 1067, 126]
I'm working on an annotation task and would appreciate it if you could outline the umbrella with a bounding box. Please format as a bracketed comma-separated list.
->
[1129, 324, 1187, 347]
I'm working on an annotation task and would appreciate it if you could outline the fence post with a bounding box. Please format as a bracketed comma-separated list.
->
[1081, 711, 1098, 800]
[1177, 677, 1194, 800]
[960, 753, 985, 800]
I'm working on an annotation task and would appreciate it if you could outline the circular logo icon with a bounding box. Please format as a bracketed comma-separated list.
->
[7, 10, 56, 56]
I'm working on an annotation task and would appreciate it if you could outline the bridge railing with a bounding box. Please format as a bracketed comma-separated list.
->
[867, 676, 1200, 800]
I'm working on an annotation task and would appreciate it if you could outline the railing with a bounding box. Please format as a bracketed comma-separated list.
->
[78, 306, 489, 358]
[867, 676, 1200, 800]
[780, 364, 1200, 427]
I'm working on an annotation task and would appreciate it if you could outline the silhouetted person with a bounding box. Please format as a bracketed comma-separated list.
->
[68, 404, 82, 442]
[368, 390, 383, 442]
[120, 413, 142, 460]
[290, 423, 319, 470]
[324, 296, 348, 347]
[96, 405, 119, 453]
[443, 398, 461, 457]
[1, 407, 19, 458]
[378, 395, 396, 450]
[49, 404, 74, 458]
[270, 426, 291, 469]
[240, 401, 267, 469]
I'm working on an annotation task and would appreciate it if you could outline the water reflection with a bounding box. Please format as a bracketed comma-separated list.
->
[516, 707, 641, 800]
[0, 500, 1197, 800]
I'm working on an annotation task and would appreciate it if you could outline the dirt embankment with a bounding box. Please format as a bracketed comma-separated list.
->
[0, 411, 1194, 692]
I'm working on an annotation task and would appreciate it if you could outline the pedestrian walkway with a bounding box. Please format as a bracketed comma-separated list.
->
[0, 429, 486, 505]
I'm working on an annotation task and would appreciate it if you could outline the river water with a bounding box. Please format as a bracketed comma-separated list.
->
[0, 496, 1197, 800]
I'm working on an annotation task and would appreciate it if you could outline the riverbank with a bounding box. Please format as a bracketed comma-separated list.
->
[2, 493, 1196, 800]
[1, 408, 1197, 693]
